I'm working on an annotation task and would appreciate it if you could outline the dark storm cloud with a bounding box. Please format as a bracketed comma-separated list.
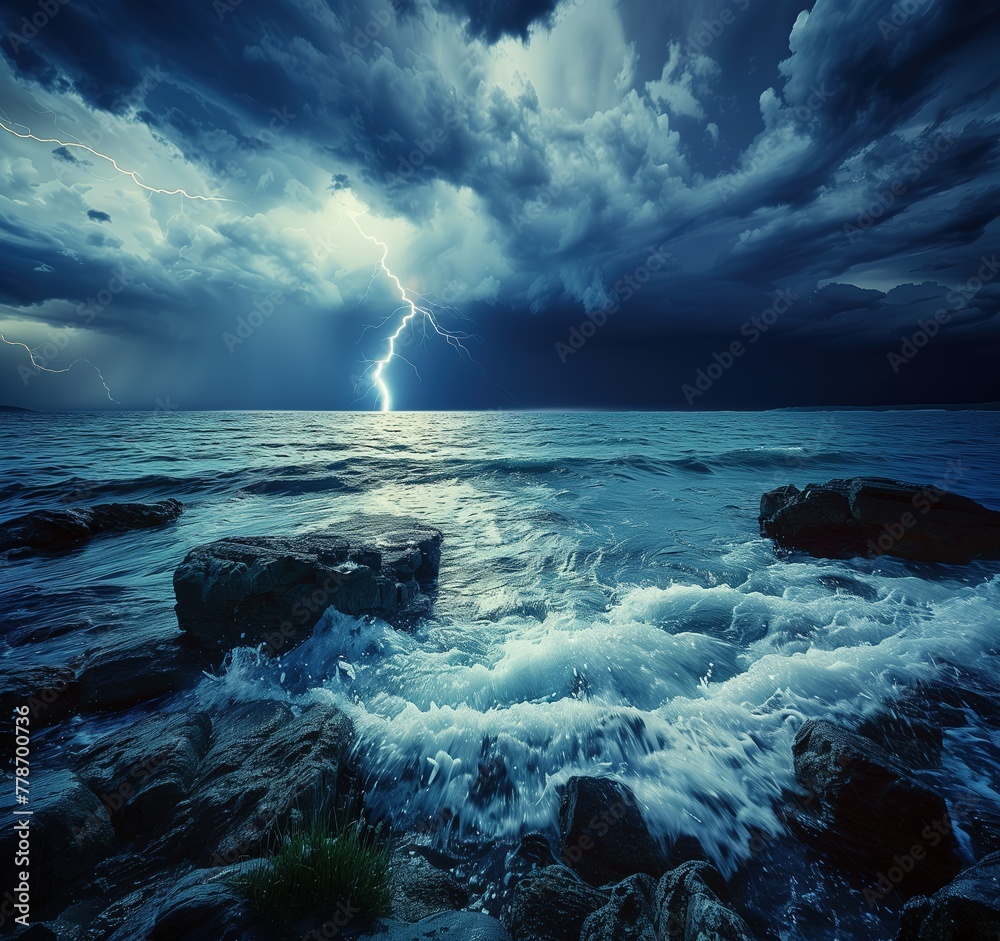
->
[434, 0, 561, 41]
[1, 0, 998, 408]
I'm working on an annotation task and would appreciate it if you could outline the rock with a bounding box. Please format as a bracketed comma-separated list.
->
[759, 477, 1000, 563]
[856, 697, 944, 770]
[76, 630, 214, 710]
[507, 865, 610, 941]
[75, 712, 211, 839]
[0, 770, 115, 906]
[896, 851, 1000, 940]
[173, 521, 442, 651]
[14, 926, 59, 941]
[154, 700, 355, 866]
[654, 861, 755, 941]
[0, 664, 80, 731]
[362, 911, 511, 940]
[145, 873, 267, 941]
[791, 720, 962, 900]
[102, 867, 275, 941]
[0, 500, 183, 555]
[581, 874, 658, 941]
[389, 846, 469, 922]
[558, 776, 667, 887]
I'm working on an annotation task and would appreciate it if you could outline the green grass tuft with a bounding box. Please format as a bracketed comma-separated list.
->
[233, 812, 392, 926]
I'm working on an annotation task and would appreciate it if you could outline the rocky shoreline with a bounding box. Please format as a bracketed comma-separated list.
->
[3, 479, 1000, 940]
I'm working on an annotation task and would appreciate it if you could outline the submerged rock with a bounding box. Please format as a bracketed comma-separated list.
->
[759, 478, 1000, 563]
[558, 776, 667, 887]
[173, 520, 442, 651]
[0, 499, 183, 555]
[791, 720, 962, 901]
[896, 851, 1000, 940]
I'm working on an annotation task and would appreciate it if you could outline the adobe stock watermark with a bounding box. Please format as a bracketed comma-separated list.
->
[18, 266, 136, 385]
[843, 132, 956, 244]
[223, 226, 340, 353]
[685, 0, 751, 56]
[680, 288, 799, 405]
[340, 0, 406, 60]
[5, 0, 70, 55]
[554, 244, 674, 363]
[878, 0, 932, 40]
[864, 460, 964, 558]
[381, 111, 463, 189]
[887, 254, 999, 373]
[716, 84, 834, 202]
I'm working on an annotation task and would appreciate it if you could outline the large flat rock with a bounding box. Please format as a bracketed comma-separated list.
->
[759, 478, 1000, 563]
[173, 519, 442, 651]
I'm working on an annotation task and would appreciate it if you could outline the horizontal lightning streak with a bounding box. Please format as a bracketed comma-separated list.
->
[0, 332, 120, 404]
[0, 118, 230, 202]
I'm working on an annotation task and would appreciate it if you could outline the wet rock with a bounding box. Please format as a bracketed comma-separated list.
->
[507, 865, 610, 941]
[364, 911, 511, 940]
[791, 720, 962, 899]
[154, 699, 355, 865]
[0, 499, 183, 555]
[102, 867, 274, 941]
[173, 521, 442, 651]
[558, 776, 667, 887]
[581, 874, 658, 941]
[0, 770, 115, 906]
[77, 630, 214, 710]
[654, 861, 756, 941]
[389, 846, 469, 922]
[75, 712, 211, 839]
[896, 851, 1000, 940]
[856, 696, 944, 770]
[0, 664, 79, 732]
[759, 478, 1000, 563]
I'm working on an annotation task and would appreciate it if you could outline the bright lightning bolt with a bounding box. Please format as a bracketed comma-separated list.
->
[349, 211, 473, 412]
[0, 113, 231, 406]
[0, 118, 231, 202]
[0, 332, 120, 404]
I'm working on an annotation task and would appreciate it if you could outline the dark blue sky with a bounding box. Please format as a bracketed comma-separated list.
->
[0, 0, 998, 409]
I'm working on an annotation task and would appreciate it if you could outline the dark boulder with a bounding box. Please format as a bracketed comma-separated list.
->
[558, 776, 667, 887]
[76, 630, 215, 710]
[173, 520, 442, 651]
[0, 499, 183, 555]
[897, 851, 1000, 940]
[759, 478, 1000, 563]
[791, 720, 962, 900]
[0, 665, 80, 732]
[580, 874, 658, 941]
[507, 865, 610, 941]
[0, 770, 115, 907]
[366, 911, 511, 941]
[153, 699, 355, 866]
[388, 846, 469, 923]
[654, 861, 756, 941]
[75, 712, 211, 839]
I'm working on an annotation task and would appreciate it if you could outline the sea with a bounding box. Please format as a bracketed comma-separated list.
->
[2, 409, 999, 940]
